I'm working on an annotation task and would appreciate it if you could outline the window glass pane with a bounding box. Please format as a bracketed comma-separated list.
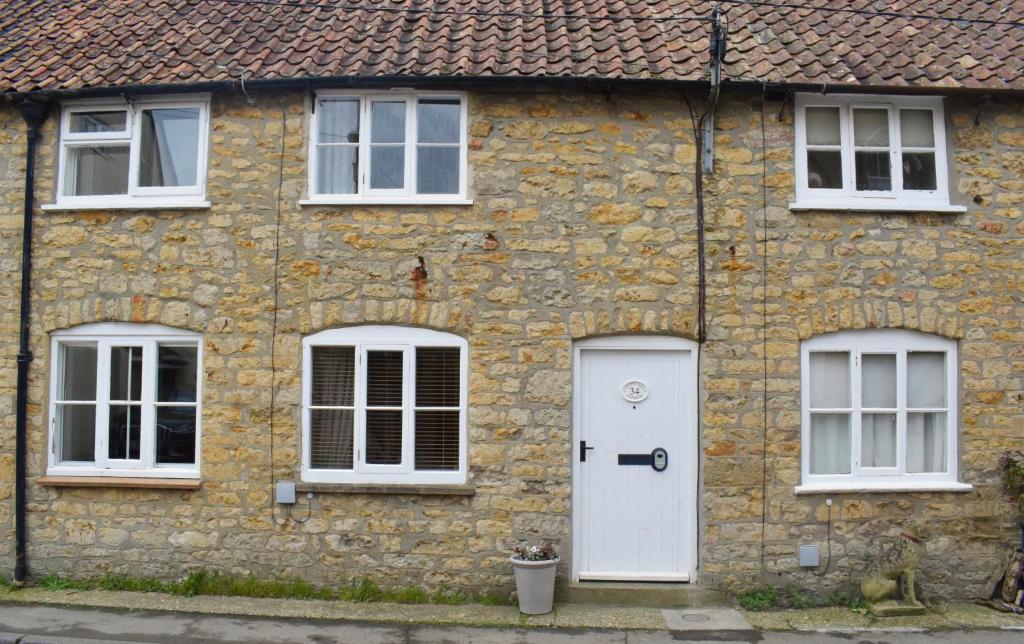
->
[417, 99, 460, 144]
[853, 108, 889, 147]
[810, 413, 850, 474]
[108, 404, 141, 460]
[70, 110, 127, 133]
[861, 413, 897, 468]
[807, 150, 842, 189]
[900, 109, 934, 147]
[371, 101, 406, 143]
[60, 345, 97, 401]
[156, 406, 197, 465]
[416, 147, 459, 194]
[58, 404, 95, 462]
[855, 151, 892, 191]
[316, 146, 358, 195]
[908, 352, 946, 408]
[138, 108, 201, 187]
[809, 352, 849, 408]
[415, 410, 459, 470]
[366, 410, 403, 464]
[416, 347, 461, 407]
[366, 350, 403, 406]
[907, 412, 946, 472]
[902, 152, 937, 190]
[370, 146, 405, 190]
[311, 347, 355, 407]
[110, 346, 143, 402]
[310, 408, 353, 469]
[862, 354, 896, 408]
[67, 145, 129, 196]
[158, 345, 198, 403]
[318, 100, 359, 144]
[805, 107, 840, 146]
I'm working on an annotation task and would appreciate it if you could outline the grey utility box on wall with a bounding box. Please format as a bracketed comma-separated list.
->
[275, 480, 296, 505]
[798, 544, 820, 567]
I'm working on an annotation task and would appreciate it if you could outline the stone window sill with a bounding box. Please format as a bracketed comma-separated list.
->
[299, 197, 473, 207]
[789, 200, 966, 213]
[295, 482, 475, 496]
[37, 476, 202, 490]
[41, 199, 211, 212]
[795, 481, 973, 494]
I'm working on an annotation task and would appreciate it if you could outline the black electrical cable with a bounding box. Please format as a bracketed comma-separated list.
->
[718, 0, 1024, 28]
[198, 0, 715, 23]
[268, 95, 288, 526]
[683, 94, 708, 345]
[759, 85, 769, 573]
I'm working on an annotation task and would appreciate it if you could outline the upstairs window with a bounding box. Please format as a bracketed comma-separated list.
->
[51, 96, 210, 209]
[47, 323, 202, 478]
[305, 92, 468, 205]
[302, 326, 467, 484]
[792, 94, 960, 212]
[799, 330, 966, 492]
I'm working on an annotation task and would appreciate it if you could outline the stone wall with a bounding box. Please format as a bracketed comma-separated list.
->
[0, 87, 1021, 600]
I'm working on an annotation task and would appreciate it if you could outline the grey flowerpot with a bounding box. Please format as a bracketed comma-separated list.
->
[511, 556, 558, 615]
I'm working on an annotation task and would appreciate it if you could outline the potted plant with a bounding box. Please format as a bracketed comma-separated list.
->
[510, 542, 558, 615]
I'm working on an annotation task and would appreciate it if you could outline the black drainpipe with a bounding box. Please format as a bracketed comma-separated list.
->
[14, 99, 49, 586]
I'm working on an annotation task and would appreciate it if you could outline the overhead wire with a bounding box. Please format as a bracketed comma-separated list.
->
[717, 0, 1024, 28]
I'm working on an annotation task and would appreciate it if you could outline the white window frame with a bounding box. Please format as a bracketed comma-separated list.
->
[45, 94, 211, 211]
[46, 323, 202, 479]
[301, 90, 471, 206]
[301, 325, 468, 485]
[798, 329, 971, 493]
[791, 93, 964, 213]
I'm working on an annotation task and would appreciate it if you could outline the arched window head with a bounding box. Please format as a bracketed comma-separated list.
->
[48, 323, 202, 478]
[301, 325, 467, 485]
[799, 329, 970, 493]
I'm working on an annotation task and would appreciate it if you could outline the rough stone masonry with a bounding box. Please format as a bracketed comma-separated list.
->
[0, 87, 1021, 599]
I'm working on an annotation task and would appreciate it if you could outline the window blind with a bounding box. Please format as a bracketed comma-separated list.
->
[415, 347, 460, 471]
[310, 347, 355, 469]
[365, 351, 403, 465]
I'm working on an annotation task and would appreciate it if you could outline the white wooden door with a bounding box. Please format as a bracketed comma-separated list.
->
[573, 337, 698, 582]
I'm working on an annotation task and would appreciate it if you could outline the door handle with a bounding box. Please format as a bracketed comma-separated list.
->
[580, 440, 595, 462]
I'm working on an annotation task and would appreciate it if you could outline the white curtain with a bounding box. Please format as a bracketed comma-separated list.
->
[862, 354, 897, 407]
[811, 413, 850, 474]
[316, 100, 359, 194]
[809, 352, 850, 408]
[908, 352, 946, 407]
[862, 413, 897, 468]
[908, 412, 946, 472]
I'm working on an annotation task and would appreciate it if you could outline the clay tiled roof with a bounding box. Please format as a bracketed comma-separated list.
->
[1, 1, 1022, 94]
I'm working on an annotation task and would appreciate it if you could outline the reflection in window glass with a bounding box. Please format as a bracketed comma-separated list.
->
[67, 146, 130, 196]
[138, 108, 201, 187]
[70, 111, 127, 133]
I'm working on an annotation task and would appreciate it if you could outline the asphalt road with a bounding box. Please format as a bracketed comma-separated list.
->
[1, 603, 1023, 643]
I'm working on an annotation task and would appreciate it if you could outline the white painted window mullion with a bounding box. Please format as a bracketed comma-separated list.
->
[851, 350, 862, 476]
[140, 339, 157, 470]
[95, 339, 111, 469]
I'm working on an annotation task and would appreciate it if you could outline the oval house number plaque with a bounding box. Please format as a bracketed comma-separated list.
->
[621, 380, 649, 403]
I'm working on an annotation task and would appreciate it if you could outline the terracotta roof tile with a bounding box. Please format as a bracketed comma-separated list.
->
[0, 0, 1022, 93]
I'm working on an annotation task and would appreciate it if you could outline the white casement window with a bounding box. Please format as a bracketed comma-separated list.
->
[47, 95, 211, 210]
[302, 91, 470, 205]
[798, 330, 970, 493]
[792, 94, 963, 212]
[301, 326, 468, 484]
[47, 323, 202, 478]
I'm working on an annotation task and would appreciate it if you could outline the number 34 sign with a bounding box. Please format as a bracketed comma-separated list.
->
[620, 380, 649, 403]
